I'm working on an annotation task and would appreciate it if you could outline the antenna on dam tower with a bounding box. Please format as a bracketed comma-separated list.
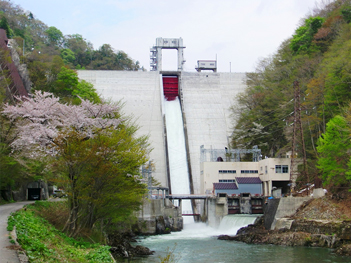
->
[289, 80, 308, 195]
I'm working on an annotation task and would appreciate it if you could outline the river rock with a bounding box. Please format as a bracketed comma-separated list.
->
[110, 243, 154, 258]
[220, 215, 347, 250]
[335, 244, 351, 256]
[290, 219, 351, 240]
[108, 231, 154, 259]
[218, 235, 236, 240]
[133, 245, 154, 256]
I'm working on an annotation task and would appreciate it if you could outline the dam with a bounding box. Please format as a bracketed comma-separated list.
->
[77, 70, 246, 195]
[78, 37, 247, 212]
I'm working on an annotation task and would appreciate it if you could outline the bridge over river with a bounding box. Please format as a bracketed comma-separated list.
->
[166, 194, 209, 200]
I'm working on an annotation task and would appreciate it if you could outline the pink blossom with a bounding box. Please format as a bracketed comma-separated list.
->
[2, 91, 122, 154]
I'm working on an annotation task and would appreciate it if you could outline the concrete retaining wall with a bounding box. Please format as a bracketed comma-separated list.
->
[269, 197, 311, 230]
[135, 199, 183, 234]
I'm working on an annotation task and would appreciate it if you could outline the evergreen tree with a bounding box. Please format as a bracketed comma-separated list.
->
[0, 15, 12, 38]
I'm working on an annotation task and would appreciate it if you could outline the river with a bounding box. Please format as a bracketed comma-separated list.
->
[130, 215, 350, 263]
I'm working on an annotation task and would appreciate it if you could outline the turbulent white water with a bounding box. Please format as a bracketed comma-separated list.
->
[164, 98, 193, 220]
[218, 214, 258, 235]
[145, 215, 258, 242]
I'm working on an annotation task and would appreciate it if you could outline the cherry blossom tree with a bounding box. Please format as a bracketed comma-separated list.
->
[2, 91, 149, 236]
[2, 90, 122, 153]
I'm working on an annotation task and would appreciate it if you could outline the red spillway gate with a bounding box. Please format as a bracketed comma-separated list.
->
[163, 76, 179, 101]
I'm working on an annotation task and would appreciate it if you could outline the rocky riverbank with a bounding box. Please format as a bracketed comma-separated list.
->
[108, 231, 155, 259]
[219, 196, 351, 256]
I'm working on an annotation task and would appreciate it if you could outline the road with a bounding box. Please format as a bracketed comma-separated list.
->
[0, 201, 34, 263]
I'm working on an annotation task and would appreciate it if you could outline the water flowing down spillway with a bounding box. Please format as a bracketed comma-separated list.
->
[164, 98, 193, 218]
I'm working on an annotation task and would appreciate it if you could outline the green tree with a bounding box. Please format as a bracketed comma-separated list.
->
[57, 127, 148, 233]
[64, 34, 93, 68]
[290, 17, 325, 54]
[321, 28, 351, 118]
[54, 66, 79, 98]
[0, 143, 23, 199]
[0, 15, 13, 38]
[317, 115, 351, 188]
[60, 48, 75, 66]
[45, 26, 63, 46]
[72, 80, 101, 104]
[53, 66, 100, 103]
[342, 6, 351, 23]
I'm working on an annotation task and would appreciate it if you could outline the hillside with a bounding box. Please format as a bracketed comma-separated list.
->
[0, 0, 141, 75]
[292, 194, 351, 221]
[231, 0, 351, 193]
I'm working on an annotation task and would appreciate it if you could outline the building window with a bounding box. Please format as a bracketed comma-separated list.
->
[219, 179, 235, 183]
[265, 166, 267, 174]
[275, 165, 289, 173]
[240, 170, 258, 174]
[219, 170, 236, 174]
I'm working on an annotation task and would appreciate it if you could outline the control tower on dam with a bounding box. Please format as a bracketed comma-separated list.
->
[78, 70, 246, 194]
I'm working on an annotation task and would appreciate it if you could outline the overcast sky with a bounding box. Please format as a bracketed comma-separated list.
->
[12, 0, 319, 72]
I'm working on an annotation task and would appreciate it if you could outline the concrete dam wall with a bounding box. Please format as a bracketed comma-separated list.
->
[78, 70, 246, 194]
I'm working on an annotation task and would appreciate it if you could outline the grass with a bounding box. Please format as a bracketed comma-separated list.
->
[7, 201, 114, 263]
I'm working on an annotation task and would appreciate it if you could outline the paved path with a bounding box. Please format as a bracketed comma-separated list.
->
[0, 201, 34, 263]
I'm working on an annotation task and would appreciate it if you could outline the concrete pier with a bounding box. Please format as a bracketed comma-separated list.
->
[134, 199, 183, 234]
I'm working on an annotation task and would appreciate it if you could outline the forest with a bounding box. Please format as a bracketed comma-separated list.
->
[231, 0, 351, 192]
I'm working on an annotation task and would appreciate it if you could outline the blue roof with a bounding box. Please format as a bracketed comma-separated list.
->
[236, 177, 262, 184]
[213, 183, 238, 190]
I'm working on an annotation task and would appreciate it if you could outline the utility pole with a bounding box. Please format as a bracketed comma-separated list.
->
[290, 80, 308, 195]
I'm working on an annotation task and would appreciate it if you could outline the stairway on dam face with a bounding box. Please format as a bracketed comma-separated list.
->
[77, 70, 247, 194]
